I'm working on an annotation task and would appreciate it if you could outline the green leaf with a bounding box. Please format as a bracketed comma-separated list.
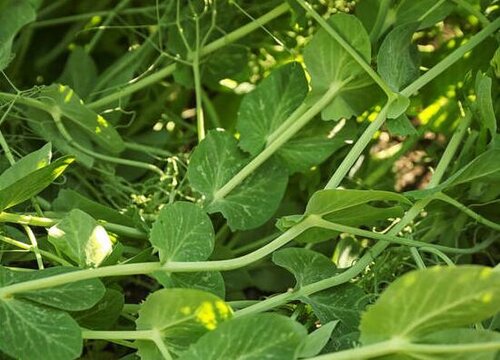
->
[299, 321, 339, 358]
[237, 62, 308, 155]
[277, 119, 357, 174]
[59, 46, 98, 99]
[475, 72, 497, 141]
[407, 149, 500, 199]
[48, 209, 113, 268]
[0, 0, 36, 70]
[304, 13, 373, 120]
[187, 131, 288, 230]
[154, 271, 225, 299]
[395, 0, 455, 29]
[71, 288, 124, 330]
[377, 23, 420, 92]
[305, 284, 367, 332]
[150, 202, 214, 263]
[0, 298, 82, 360]
[53, 189, 132, 226]
[0, 143, 51, 189]
[136, 288, 232, 356]
[272, 248, 337, 288]
[38, 84, 125, 154]
[360, 266, 500, 344]
[386, 114, 417, 136]
[0, 155, 74, 211]
[178, 314, 307, 360]
[0, 266, 106, 311]
[305, 189, 412, 217]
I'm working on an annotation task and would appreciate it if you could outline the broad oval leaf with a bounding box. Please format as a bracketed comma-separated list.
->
[237, 62, 308, 155]
[377, 23, 420, 93]
[0, 298, 82, 360]
[304, 13, 373, 120]
[187, 130, 288, 230]
[149, 201, 214, 263]
[273, 248, 337, 288]
[179, 313, 307, 360]
[136, 288, 232, 357]
[48, 209, 113, 268]
[0, 266, 106, 311]
[71, 288, 124, 330]
[0, 155, 74, 211]
[360, 266, 500, 344]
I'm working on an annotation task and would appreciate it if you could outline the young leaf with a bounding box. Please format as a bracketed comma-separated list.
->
[360, 266, 500, 344]
[71, 288, 124, 330]
[136, 288, 232, 356]
[0, 266, 106, 311]
[48, 209, 113, 268]
[0, 0, 36, 70]
[298, 321, 339, 358]
[377, 23, 420, 92]
[178, 313, 307, 360]
[187, 131, 288, 230]
[0, 155, 74, 211]
[236, 62, 308, 155]
[149, 202, 214, 263]
[38, 84, 125, 154]
[0, 143, 51, 189]
[0, 298, 82, 360]
[386, 114, 417, 136]
[303, 13, 373, 120]
[272, 248, 338, 288]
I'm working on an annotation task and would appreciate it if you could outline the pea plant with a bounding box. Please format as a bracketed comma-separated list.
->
[0, 0, 499, 359]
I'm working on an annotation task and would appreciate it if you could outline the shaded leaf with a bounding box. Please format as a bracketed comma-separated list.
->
[299, 321, 339, 358]
[154, 271, 225, 299]
[59, 46, 98, 99]
[71, 288, 124, 330]
[395, 0, 455, 29]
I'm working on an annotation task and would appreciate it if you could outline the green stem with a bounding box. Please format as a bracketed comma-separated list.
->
[312, 217, 493, 254]
[87, 3, 290, 109]
[401, 17, 500, 97]
[418, 246, 456, 266]
[294, 0, 396, 98]
[0, 212, 147, 240]
[0, 234, 71, 266]
[51, 112, 165, 177]
[311, 339, 500, 360]
[325, 101, 391, 189]
[0, 218, 313, 297]
[410, 247, 426, 269]
[82, 329, 155, 340]
[201, 89, 221, 128]
[193, 20, 205, 143]
[213, 82, 344, 202]
[434, 193, 500, 231]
